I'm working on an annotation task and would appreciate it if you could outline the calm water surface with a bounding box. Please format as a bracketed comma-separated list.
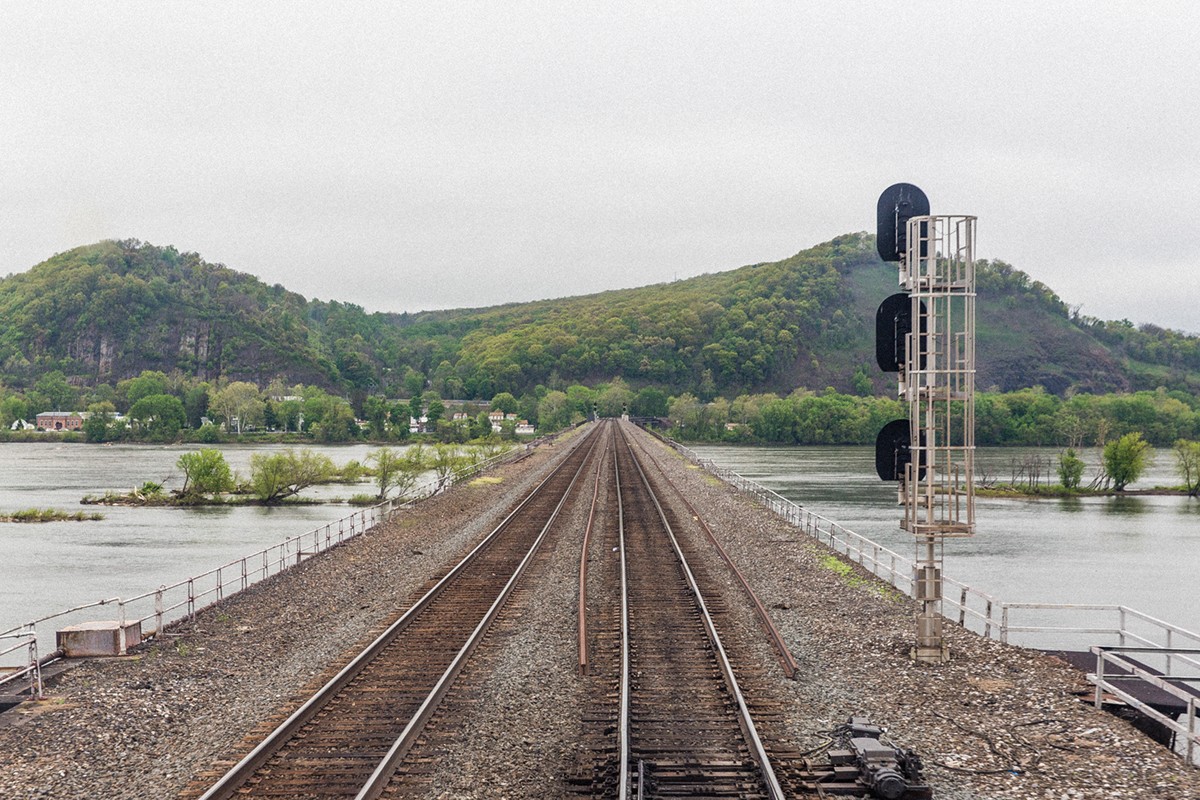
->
[0, 442, 386, 634]
[689, 445, 1200, 640]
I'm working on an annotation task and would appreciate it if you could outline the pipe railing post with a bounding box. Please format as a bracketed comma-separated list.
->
[187, 578, 196, 620]
[117, 600, 128, 656]
[1187, 697, 1196, 766]
[155, 587, 164, 637]
[28, 638, 42, 699]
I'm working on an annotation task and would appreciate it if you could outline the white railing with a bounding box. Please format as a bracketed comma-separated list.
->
[0, 445, 525, 691]
[0, 630, 40, 699]
[1091, 646, 1200, 766]
[653, 432, 1200, 763]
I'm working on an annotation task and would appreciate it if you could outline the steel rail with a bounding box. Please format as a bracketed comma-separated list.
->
[617, 423, 786, 800]
[613, 422, 632, 800]
[197, 423, 602, 800]
[355, 424, 605, 800]
[625, 426, 799, 679]
[577, 420, 609, 675]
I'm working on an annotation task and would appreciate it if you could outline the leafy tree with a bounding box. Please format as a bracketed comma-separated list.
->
[631, 386, 668, 417]
[490, 392, 518, 415]
[368, 445, 429, 500]
[1103, 432, 1153, 491]
[83, 401, 116, 443]
[537, 390, 571, 431]
[249, 449, 336, 503]
[425, 394, 445, 427]
[389, 400, 411, 439]
[273, 398, 302, 432]
[209, 381, 265, 435]
[182, 382, 211, 429]
[402, 368, 425, 397]
[34, 371, 76, 410]
[120, 370, 171, 409]
[363, 395, 389, 438]
[1057, 448, 1086, 489]
[128, 393, 186, 439]
[177, 449, 233, 496]
[408, 393, 424, 427]
[311, 397, 358, 442]
[1174, 439, 1200, 497]
[596, 378, 634, 418]
[430, 444, 463, 490]
[0, 394, 29, 427]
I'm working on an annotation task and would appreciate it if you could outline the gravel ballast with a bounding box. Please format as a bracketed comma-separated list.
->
[0, 423, 1197, 800]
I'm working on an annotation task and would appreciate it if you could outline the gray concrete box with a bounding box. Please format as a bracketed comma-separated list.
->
[56, 621, 142, 657]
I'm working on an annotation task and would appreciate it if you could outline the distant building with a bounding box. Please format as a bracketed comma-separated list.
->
[36, 411, 84, 431]
[515, 420, 535, 435]
[490, 411, 518, 433]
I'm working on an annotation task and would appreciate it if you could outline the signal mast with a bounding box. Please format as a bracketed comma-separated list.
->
[874, 184, 977, 663]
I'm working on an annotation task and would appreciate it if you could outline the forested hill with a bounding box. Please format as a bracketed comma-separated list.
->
[1, 236, 1198, 400]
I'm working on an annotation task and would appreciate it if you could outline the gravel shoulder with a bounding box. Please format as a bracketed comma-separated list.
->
[0, 432, 580, 800]
[635, 426, 1200, 800]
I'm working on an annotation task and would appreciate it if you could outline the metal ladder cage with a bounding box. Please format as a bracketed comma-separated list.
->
[902, 214, 977, 538]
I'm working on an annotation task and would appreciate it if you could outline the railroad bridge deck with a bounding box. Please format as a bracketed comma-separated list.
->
[0, 422, 1197, 799]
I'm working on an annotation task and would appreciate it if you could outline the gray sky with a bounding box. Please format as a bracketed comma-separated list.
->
[3, 3, 1198, 332]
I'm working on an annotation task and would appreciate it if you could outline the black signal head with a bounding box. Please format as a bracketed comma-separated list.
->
[876, 183, 930, 262]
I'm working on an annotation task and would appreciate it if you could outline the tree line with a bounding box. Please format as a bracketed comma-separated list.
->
[664, 386, 1200, 448]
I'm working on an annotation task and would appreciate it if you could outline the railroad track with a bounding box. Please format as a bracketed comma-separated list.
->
[574, 421, 784, 799]
[191, 424, 605, 800]
[193, 420, 815, 799]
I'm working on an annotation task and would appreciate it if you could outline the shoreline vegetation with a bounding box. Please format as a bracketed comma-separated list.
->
[977, 484, 1194, 499]
[1, 508, 104, 523]
[79, 443, 513, 509]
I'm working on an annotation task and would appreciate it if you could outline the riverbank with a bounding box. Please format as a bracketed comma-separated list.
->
[978, 484, 1198, 499]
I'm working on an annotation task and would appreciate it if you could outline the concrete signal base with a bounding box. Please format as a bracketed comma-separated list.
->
[56, 621, 142, 657]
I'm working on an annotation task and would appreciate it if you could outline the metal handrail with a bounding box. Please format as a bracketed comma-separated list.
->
[657, 434, 1197, 660]
[1091, 646, 1200, 766]
[0, 444, 527, 687]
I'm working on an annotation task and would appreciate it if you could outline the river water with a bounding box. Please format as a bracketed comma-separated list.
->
[0, 442, 386, 636]
[2, 441, 1196, 650]
[689, 444, 1200, 643]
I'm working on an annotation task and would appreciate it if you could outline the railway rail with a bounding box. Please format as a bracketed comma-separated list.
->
[574, 421, 784, 798]
[192, 424, 605, 800]
[192, 420, 919, 798]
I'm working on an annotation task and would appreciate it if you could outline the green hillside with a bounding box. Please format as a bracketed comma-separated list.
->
[1, 236, 1197, 400]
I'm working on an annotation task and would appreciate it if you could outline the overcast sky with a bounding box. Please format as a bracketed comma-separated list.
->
[2, 3, 1197, 333]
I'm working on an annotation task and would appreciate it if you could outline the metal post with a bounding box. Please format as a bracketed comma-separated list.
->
[1001, 605, 1010, 644]
[155, 587, 164, 636]
[1187, 698, 1196, 766]
[118, 599, 128, 656]
[28, 638, 42, 699]
[1094, 650, 1105, 709]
